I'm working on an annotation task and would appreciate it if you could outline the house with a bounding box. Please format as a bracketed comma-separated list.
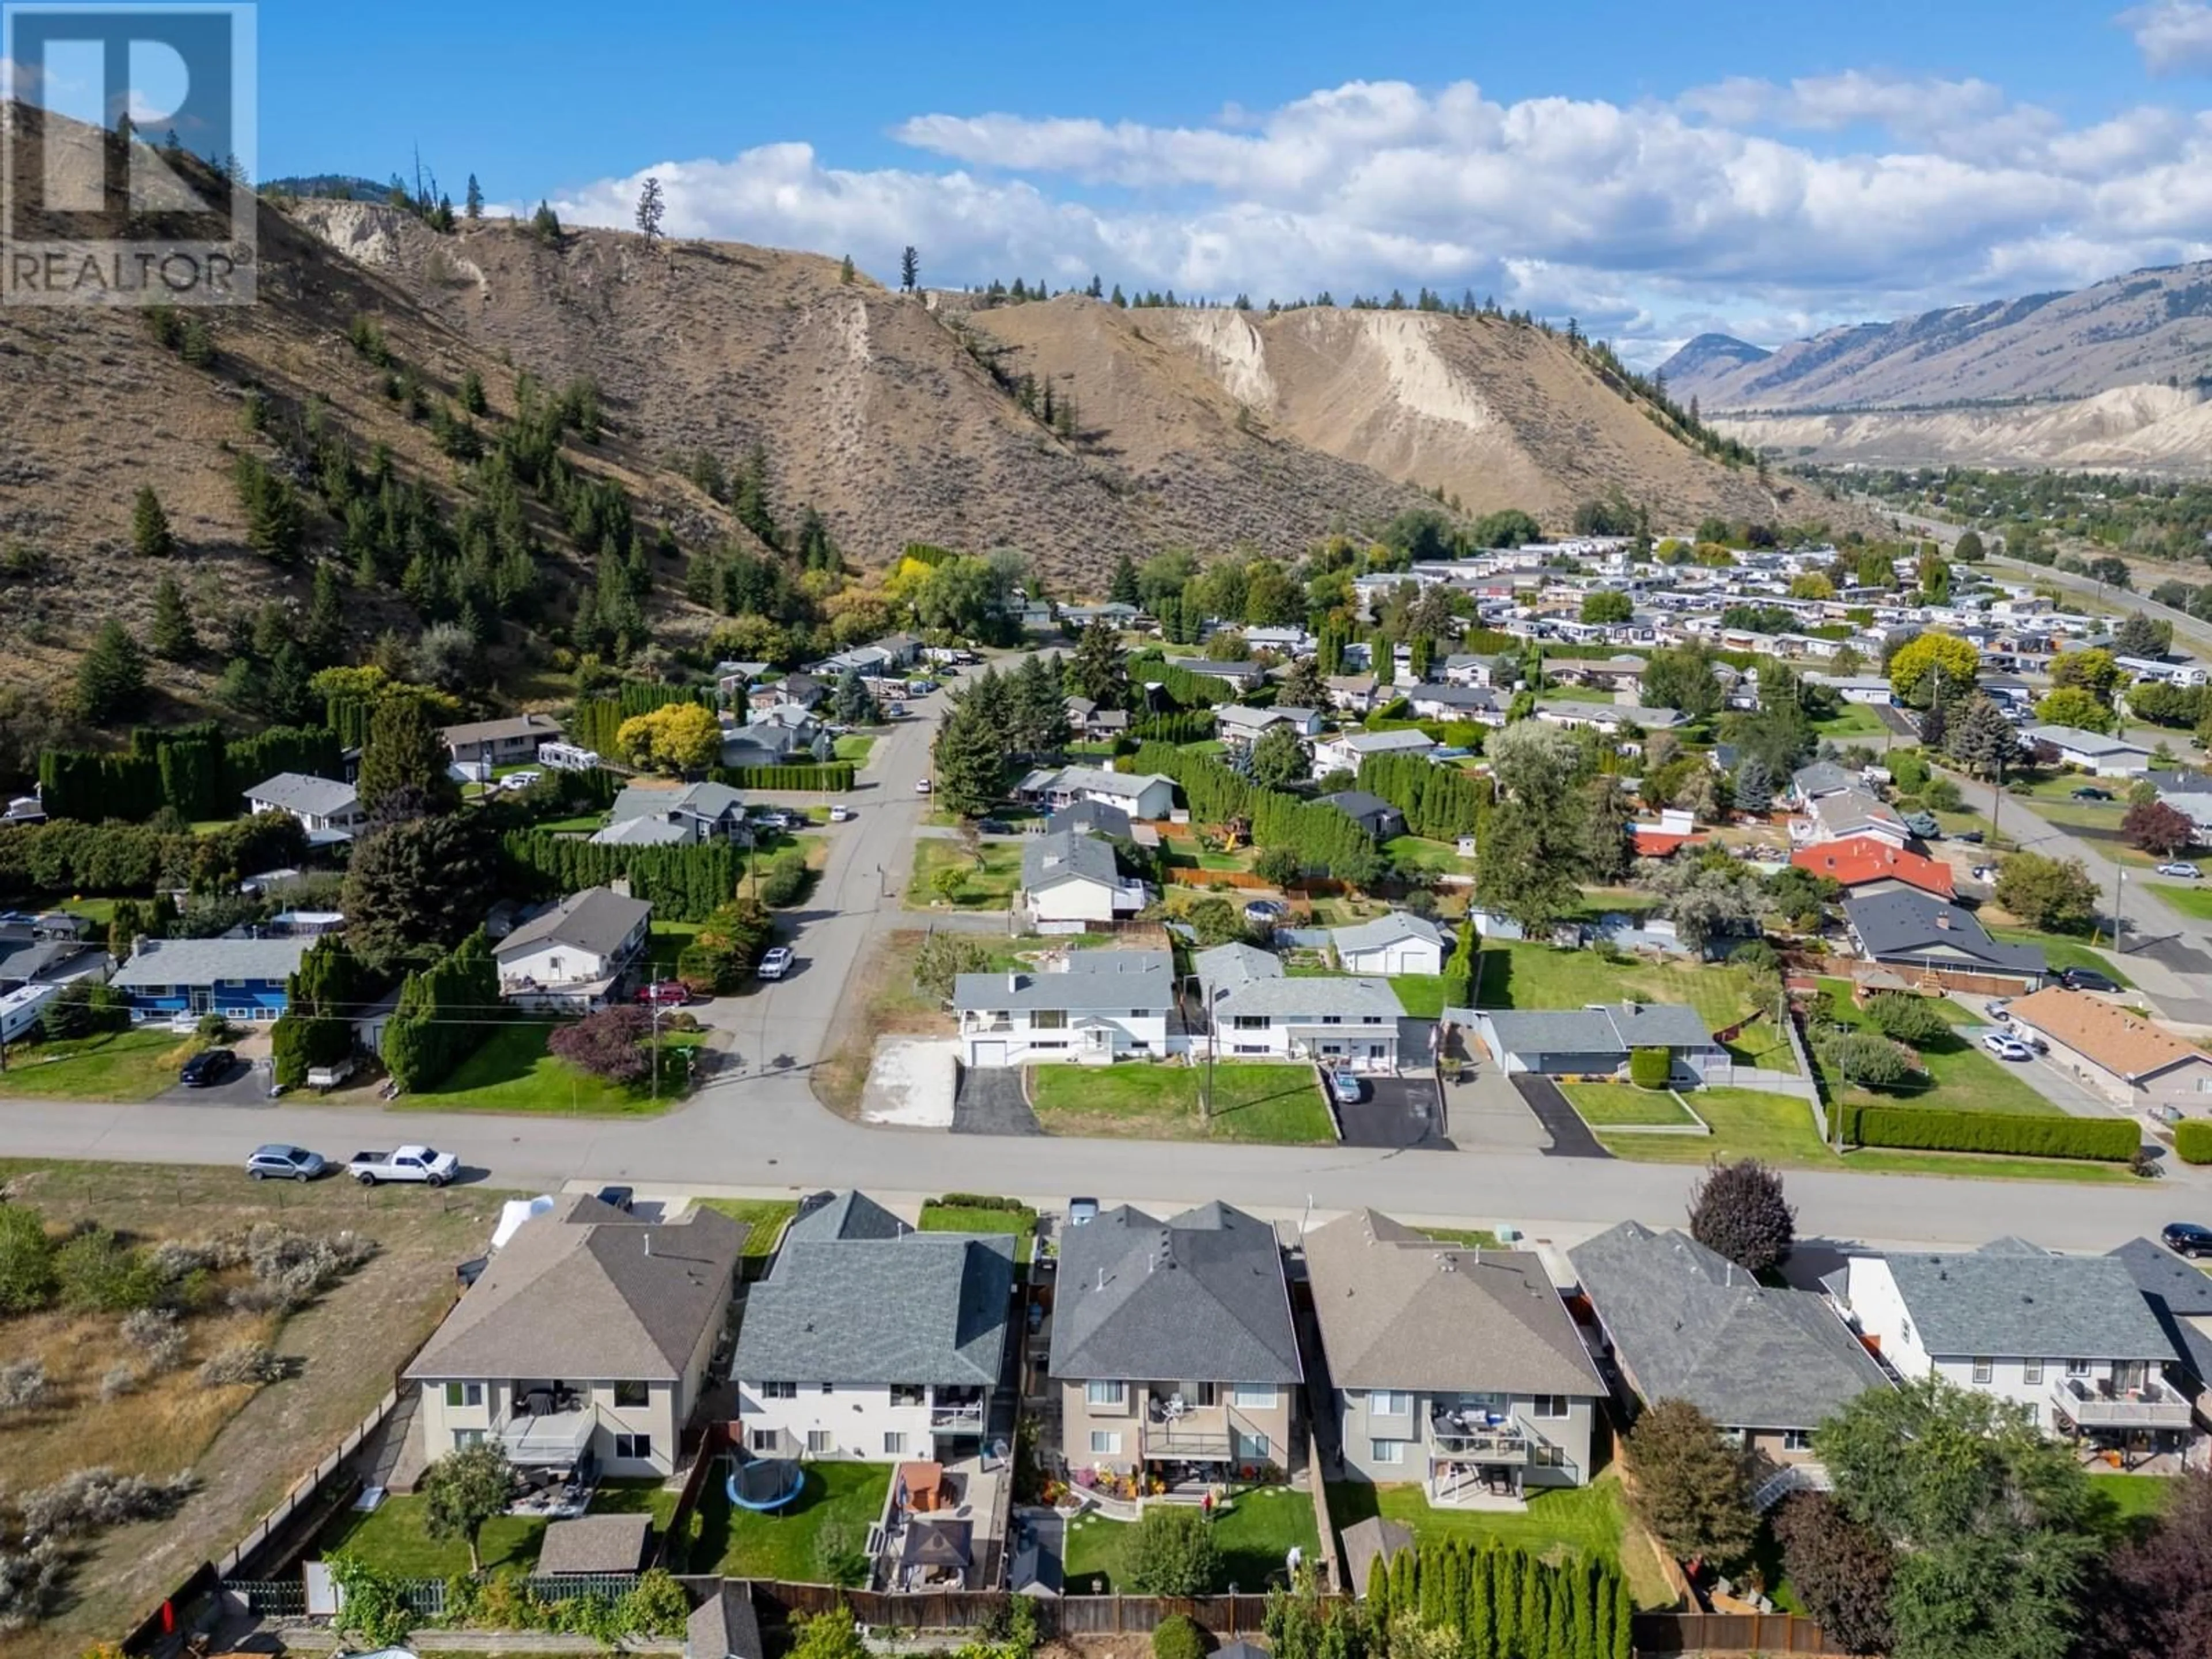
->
[494, 886, 653, 1012]
[1245, 626, 1313, 656]
[1531, 701, 1684, 736]
[1807, 674, 1897, 705]
[719, 721, 824, 772]
[1827, 1241, 2188, 1458]
[597, 781, 753, 848]
[1195, 942, 1406, 1070]
[1317, 791, 1408, 841]
[1801, 787, 1912, 850]
[242, 772, 364, 837]
[1062, 602, 1141, 630]
[1014, 765, 1176, 821]
[1063, 698, 1130, 743]
[109, 935, 310, 1022]
[952, 949, 1175, 1067]
[443, 712, 563, 767]
[1405, 684, 1509, 724]
[1790, 835, 1957, 900]
[2021, 725, 2153, 778]
[403, 1194, 744, 1480]
[2109, 1237, 2212, 1393]
[1324, 674, 1381, 714]
[2147, 769, 2212, 834]
[750, 673, 826, 714]
[1049, 1202, 1301, 1478]
[733, 1191, 1014, 1463]
[1017, 830, 1146, 928]
[1179, 660, 1269, 692]
[687, 1582, 764, 1659]
[1044, 800, 1138, 843]
[0, 938, 107, 991]
[1788, 760, 1863, 804]
[1305, 1210, 1605, 1503]
[1569, 1221, 1890, 1468]
[1214, 705, 1324, 749]
[1470, 1003, 1726, 1084]
[1332, 912, 1448, 975]
[1843, 889, 2047, 990]
[2002, 988, 2212, 1112]
[1312, 728, 1436, 779]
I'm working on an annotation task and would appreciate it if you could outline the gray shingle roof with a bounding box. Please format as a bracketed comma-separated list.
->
[787, 1190, 908, 1245]
[688, 1582, 764, 1659]
[1340, 1518, 1414, 1603]
[1304, 1211, 1601, 1396]
[1211, 972, 1404, 1021]
[536, 1513, 651, 1574]
[1877, 1244, 2172, 1360]
[1046, 765, 1173, 802]
[407, 1202, 744, 1382]
[591, 815, 692, 846]
[1481, 1003, 1714, 1062]
[953, 950, 1175, 1013]
[2110, 1237, 2212, 1384]
[111, 934, 309, 990]
[1317, 791, 1403, 827]
[495, 887, 653, 962]
[1332, 912, 1448, 954]
[1022, 830, 1122, 892]
[244, 772, 357, 818]
[734, 1224, 1014, 1386]
[1844, 889, 2047, 975]
[442, 712, 561, 747]
[1194, 942, 1280, 990]
[1050, 1203, 1301, 1384]
[1791, 761, 1861, 798]
[1046, 801, 1132, 840]
[1569, 1221, 1889, 1431]
[608, 780, 746, 824]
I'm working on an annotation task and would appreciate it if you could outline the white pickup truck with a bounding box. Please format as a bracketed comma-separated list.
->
[346, 1145, 460, 1187]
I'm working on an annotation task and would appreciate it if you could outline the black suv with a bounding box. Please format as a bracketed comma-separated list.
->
[179, 1048, 236, 1087]
[2059, 967, 2120, 994]
[2162, 1221, 2212, 1259]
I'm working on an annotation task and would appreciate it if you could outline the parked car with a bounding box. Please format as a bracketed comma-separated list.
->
[1244, 899, 1286, 925]
[502, 769, 543, 790]
[2059, 967, 2121, 994]
[756, 946, 794, 981]
[636, 980, 691, 1007]
[1984, 998, 2012, 1021]
[245, 1144, 325, 1182]
[1330, 1069, 1364, 1104]
[306, 1058, 355, 1091]
[977, 817, 1013, 835]
[1903, 811, 1942, 838]
[1980, 1033, 2033, 1062]
[1066, 1197, 1100, 1228]
[1956, 829, 1984, 844]
[829, 804, 855, 823]
[180, 1048, 236, 1088]
[914, 779, 931, 795]
[2156, 862, 2202, 878]
[2071, 786, 2115, 801]
[2162, 1221, 2212, 1259]
[346, 1146, 459, 1186]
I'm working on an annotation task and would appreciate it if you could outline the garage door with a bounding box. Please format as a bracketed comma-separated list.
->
[973, 1043, 1009, 1068]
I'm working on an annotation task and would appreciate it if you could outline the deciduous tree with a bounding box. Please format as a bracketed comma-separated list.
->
[420, 1442, 514, 1573]
[2123, 798, 2196, 857]
[616, 702, 722, 774]
[1248, 724, 1310, 789]
[1625, 1398, 1756, 1564]
[2035, 686, 2113, 733]
[1886, 632, 1979, 709]
[1771, 1493, 1895, 1657]
[1687, 1157, 1795, 1273]
[1122, 1505, 1222, 1596]
[1993, 851, 2099, 933]
[548, 1006, 652, 1083]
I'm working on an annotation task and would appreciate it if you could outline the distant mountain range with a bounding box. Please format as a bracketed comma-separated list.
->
[262, 173, 394, 202]
[1661, 263, 2212, 413]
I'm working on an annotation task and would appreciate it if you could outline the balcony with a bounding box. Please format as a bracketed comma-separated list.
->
[1427, 1404, 1535, 1463]
[930, 1389, 986, 1431]
[2051, 1376, 2194, 1431]
[1139, 1395, 1267, 1463]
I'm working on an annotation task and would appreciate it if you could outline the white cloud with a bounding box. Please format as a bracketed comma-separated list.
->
[546, 73, 2212, 357]
[0, 55, 37, 99]
[2123, 1, 2212, 74]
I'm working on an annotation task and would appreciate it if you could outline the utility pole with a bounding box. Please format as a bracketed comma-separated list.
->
[650, 997, 665, 1104]
[2111, 865, 2127, 954]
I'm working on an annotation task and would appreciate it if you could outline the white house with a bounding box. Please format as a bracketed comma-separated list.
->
[1312, 728, 1436, 779]
[1017, 830, 1146, 929]
[1214, 705, 1323, 749]
[442, 712, 563, 767]
[1195, 942, 1407, 1070]
[2116, 656, 2210, 688]
[733, 1192, 1014, 1463]
[1827, 1241, 2190, 1457]
[1807, 674, 1897, 706]
[1013, 765, 1176, 822]
[596, 781, 753, 847]
[1531, 701, 1685, 736]
[2021, 725, 2153, 778]
[494, 887, 653, 1012]
[242, 772, 364, 836]
[1332, 912, 1448, 975]
[952, 949, 1175, 1067]
[1404, 685, 1509, 725]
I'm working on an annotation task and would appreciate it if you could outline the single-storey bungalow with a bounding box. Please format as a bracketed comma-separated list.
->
[243, 772, 364, 836]
[596, 781, 753, 847]
[1843, 888, 2047, 990]
[1316, 790, 1408, 841]
[1332, 912, 1448, 975]
[1179, 660, 1269, 692]
[1790, 835, 1956, 900]
[2003, 987, 2212, 1112]
[2021, 725, 2153, 778]
[1807, 674, 1897, 706]
[1531, 702, 1684, 736]
[110, 935, 310, 1022]
[1014, 765, 1176, 821]
[1470, 1002, 1725, 1084]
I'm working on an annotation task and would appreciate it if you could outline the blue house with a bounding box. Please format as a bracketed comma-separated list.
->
[109, 936, 310, 1023]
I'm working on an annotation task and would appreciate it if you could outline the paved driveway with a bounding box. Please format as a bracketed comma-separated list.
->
[1336, 1074, 1453, 1151]
[154, 1054, 276, 1109]
[953, 1067, 1041, 1136]
[1509, 1076, 1612, 1160]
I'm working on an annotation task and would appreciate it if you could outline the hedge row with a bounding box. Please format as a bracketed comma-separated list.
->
[1131, 740, 1380, 876]
[501, 830, 743, 923]
[2176, 1120, 2212, 1164]
[1832, 1104, 2138, 1162]
[382, 930, 500, 1093]
[570, 685, 711, 762]
[709, 762, 855, 792]
[39, 723, 342, 823]
[1440, 922, 1477, 1009]
[1357, 750, 1483, 839]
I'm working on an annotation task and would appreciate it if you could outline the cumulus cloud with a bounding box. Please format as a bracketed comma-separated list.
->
[2123, 1, 2212, 74]
[547, 71, 2212, 361]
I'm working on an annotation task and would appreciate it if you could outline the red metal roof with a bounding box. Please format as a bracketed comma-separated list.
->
[1790, 835, 1956, 899]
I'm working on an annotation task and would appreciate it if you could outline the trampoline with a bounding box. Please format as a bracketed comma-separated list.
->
[727, 1455, 805, 1512]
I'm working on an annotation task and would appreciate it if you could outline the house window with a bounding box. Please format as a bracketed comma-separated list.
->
[1528, 1395, 1570, 1419]
[444, 1382, 483, 1408]
[2024, 1358, 2043, 1384]
[806, 1430, 834, 1455]
[884, 1433, 907, 1456]
[2067, 1359, 2091, 1377]
[749, 1430, 778, 1453]
[1234, 1044, 1269, 1055]
[1033, 1009, 1068, 1031]
[1320, 1015, 1342, 1026]
[614, 1381, 647, 1408]
[1371, 1439, 1406, 1465]
[613, 1433, 652, 1461]
[2024, 1403, 2040, 1426]
[1532, 1446, 1566, 1469]
[1090, 1430, 1122, 1456]
[1782, 1430, 1813, 1453]
[1234, 1430, 1270, 1461]
[1233, 1015, 1270, 1031]
[1972, 1357, 1993, 1384]
[1130, 1010, 1150, 1020]
[761, 1381, 796, 1399]
[821, 1382, 835, 1394]
[1370, 1390, 1412, 1418]
[1232, 1384, 1275, 1408]
[453, 1429, 485, 1450]
[1086, 1380, 1127, 1408]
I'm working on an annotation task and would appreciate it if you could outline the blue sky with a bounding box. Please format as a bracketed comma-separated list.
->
[41, 1, 2212, 356]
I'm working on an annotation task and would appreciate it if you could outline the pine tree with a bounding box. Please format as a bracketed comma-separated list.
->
[1109, 554, 1141, 607]
[303, 562, 346, 664]
[900, 245, 919, 293]
[464, 173, 483, 219]
[635, 176, 665, 244]
[460, 370, 487, 415]
[359, 694, 460, 816]
[75, 620, 147, 724]
[531, 199, 562, 244]
[839, 254, 855, 284]
[148, 574, 197, 661]
[131, 486, 175, 558]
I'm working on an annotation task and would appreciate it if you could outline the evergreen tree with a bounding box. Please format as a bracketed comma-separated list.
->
[131, 486, 175, 558]
[530, 199, 561, 243]
[931, 696, 1006, 818]
[899, 245, 919, 292]
[839, 253, 855, 284]
[302, 562, 346, 665]
[464, 173, 483, 219]
[148, 575, 198, 661]
[75, 620, 148, 724]
[1067, 620, 1128, 710]
[460, 370, 487, 415]
[634, 176, 665, 244]
[830, 665, 881, 727]
[1109, 553, 1141, 606]
[359, 694, 460, 817]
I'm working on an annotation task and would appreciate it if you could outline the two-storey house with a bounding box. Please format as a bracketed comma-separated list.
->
[1016, 830, 1147, 929]
[494, 886, 653, 1012]
[733, 1192, 1014, 1463]
[1195, 942, 1406, 1070]
[952, 949, 1173, 1068]
[109, 935, 310, 1023]
[1306, 1211, 1604, 1506]
[1050, 1203, 1302, 1480]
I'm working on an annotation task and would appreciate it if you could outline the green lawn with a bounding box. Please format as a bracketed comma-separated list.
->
[908, 838, 1024, 910]
[1030, 1062, 1336, 1144]
[2148, 881, 2212, 922]
[1418, 1226, 1505, 1249]
[1384, 836, 1475, 876]
[2090, 1473, 2177, 1541]
[1811, 979, 2065, 1116]
[1327, 1478, 1673, 1609]
[1390, 976, 1447, 1018]
[834, 734, 876, 764]
[1811, 704, 1887, 737]
[695, 1460, 890, 1581]
[0, 1028, 193, 1102]
[1063, 1486, 1319, 1594]
[646, 919, 703, 978]
[391, 1022, 700, 1117]
[919, 1198, 1037, 1263]
[1562, 1082, 1698, 1127]
[317, 1493, 547, 1577]
[1475, 942, 1794, 1073]
[695, 1198, 799, 1259]
[1987, 929, 2134, 986]
[533, 813, 608, 834]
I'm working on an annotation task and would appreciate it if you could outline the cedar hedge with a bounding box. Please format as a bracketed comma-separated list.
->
[709, 762, 855, 792]
[1832, 1104, 2137, 1162]
[1628, 1047, 1672, 1089]
[2175, 1120, 2212, 1164]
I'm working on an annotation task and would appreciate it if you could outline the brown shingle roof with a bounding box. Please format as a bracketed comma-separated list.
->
[406, 1202, 743, 1382]
[2007, 987, 2209, 1083]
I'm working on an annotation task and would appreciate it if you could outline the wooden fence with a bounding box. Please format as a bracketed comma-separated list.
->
[217, 1382, 404, 1578]
[1632, 1611, 1844, 1655]
[750, 1581, 1277, 1635]
[658, 1423, 729, 1570]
